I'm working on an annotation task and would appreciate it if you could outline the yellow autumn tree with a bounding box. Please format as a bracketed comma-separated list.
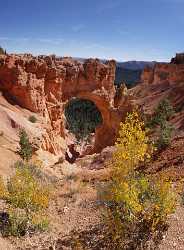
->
[113, 111, 150, 179]
[0, 162, 51, 237]
[103, 111, 176, 249]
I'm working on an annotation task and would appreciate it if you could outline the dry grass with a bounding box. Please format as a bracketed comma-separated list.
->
[76, 168, 111, 182]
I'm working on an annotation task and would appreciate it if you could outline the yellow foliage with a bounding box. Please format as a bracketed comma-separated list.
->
[104, 111, 177, 248]
[31, 212, 49, 231]
[0, 162, 52, 236]
[7, 166, 50, 212]
[113, 111, 150, 179]
[146, 177, 176, 229]
[0, 176, 8, 199]
[31, 156, 43, 168]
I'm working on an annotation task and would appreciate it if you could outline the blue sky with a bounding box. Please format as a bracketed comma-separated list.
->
[0, 0, 184, 61]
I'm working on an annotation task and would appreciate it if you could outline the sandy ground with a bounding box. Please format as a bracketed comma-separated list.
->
[159, 206, 184, 250]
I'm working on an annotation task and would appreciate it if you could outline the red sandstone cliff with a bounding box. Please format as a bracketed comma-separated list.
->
[132, 54, 184, 131]
[0, 54, 133, 155]
[141, 63, 184, 85]
[141, 53, 184, 85]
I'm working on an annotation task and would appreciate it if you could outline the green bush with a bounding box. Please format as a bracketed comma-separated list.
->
[149, 99, 175, 128]
[3, 209, 28, 237]
[0, 162, 51, 237]
[157, 121, 173, 149]
[18, 129, 33, 161]
[146, 99, 174, 149]
[28, 115, 37, 123]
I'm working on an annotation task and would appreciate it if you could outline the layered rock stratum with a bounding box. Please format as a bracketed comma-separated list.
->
[133, 53, 184, 132]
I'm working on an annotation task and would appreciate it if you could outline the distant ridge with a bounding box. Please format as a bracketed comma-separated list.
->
[116, 60, 156, 70]
[115, 61, 156, 87]
[74, 57, 156, 69]
[74, 57, 156, 87]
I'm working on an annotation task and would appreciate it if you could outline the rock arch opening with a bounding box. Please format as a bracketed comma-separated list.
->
[64, 98, 103, 144]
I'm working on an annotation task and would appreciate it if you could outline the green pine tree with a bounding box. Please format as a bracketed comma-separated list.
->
[19, 129, 33, 161]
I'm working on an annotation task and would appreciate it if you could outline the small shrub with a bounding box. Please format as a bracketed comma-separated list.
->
[31, 213, 49, 232]
[0, 176, 8, 199]
[102, 111, 176, 249]
[175, 104, 183, 113]
[156, 99, 174, 119]
[18, 129, 33, 161]
[7, 167, 50, 212]
[146, 99, 175, 149]
[149, 99, 174, 128]
[1, 211, 49, 237]
[0, 161, 51, 237]
[28, 115, 37, 123]
[181, 191, 184, 206]
[157, 121, 173, 149]
[3, 209, 28, 237]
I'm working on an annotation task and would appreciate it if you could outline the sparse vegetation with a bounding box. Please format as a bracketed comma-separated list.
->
[146, 99, 175, 149]
[28, 115, 37, 123]
[148, 99, 175, 128]
[18, 129, 33, 161]
[181, 191, 184, 206]
[0, 161, 51, 237]
[101, 111, 176, 249]
[157, 121, 173, 149]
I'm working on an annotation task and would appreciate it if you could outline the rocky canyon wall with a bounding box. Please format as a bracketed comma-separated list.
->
[141, 54, 184, 85]
[132, 53, 184, 131]
[0, 54, 134, 155]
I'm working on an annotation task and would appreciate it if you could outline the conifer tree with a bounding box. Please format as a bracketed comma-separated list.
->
[19, 129, 33, 161]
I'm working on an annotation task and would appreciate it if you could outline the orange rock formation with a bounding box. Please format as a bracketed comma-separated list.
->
[133, 54, 184, 131]
[0, 54, 133, 155]
[141, 53, 184, 85]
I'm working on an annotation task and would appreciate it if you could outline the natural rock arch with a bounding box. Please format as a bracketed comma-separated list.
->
[62, 90, 123, 154]
[0, 54, 134, 155]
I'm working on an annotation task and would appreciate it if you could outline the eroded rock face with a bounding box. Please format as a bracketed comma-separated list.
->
[132, 55, 184, 132]
[141, 61, 184, 85]
[0, 54, 134, 155]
